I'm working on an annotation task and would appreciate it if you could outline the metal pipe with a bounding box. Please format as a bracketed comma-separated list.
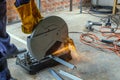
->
[59, 70, 83, 80]
[48, 55, 76, 69]
[39, 0, 42, 11]
[96, 0, 99, 5]
[80, 0, 82, 13]
[36, 0, 41, 11]
[49, 69, 63, 80]
[70, 0, 73, 11]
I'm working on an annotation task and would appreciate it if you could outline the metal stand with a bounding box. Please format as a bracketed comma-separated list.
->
[16, 51, 72, 75]
[70, 0, 73, 11]
[80, 0, 82, 13]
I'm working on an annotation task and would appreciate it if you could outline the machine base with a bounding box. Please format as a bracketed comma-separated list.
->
[16, 52, 72, 75]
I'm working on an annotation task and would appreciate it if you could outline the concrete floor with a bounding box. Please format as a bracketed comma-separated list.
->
[7, 9, 120, 80]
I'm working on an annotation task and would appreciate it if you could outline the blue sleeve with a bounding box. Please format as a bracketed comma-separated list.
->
[15, 0, 30, 7]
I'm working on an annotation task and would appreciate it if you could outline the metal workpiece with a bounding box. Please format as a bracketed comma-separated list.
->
[59, 70, 83, 80]
[49, 69, 63, 80]
[49, 55, 75, 69]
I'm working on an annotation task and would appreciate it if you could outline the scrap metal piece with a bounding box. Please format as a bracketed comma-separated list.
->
[49, 55, 75, 69]
[49, 69, 63, 80]
[59, 70, 83, 80]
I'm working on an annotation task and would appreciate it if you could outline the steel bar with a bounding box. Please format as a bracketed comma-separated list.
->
[59, 70, 83, 80]
[49, 55, 75, 69]
[80, 0, 82, 13]
[36, 0, 41, 10]
[70, 0, 73, 11]
[49, 69, 63, 80]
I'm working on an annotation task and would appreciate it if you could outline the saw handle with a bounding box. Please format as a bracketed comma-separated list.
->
[101, 39, 113, 44]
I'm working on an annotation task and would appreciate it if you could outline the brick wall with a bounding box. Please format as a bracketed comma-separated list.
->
[6, 0, 90, 23]
[7, 0, 19, 23]
[82, 0, 91, 7]
[41, 0, 80, 13]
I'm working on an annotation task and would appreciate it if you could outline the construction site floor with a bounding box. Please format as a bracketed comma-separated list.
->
[7, 8, 120, 80]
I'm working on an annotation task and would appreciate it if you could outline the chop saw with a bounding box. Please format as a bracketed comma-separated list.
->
[16, 16, 75, 74]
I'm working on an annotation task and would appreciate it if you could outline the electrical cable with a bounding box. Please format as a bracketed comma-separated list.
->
[80, 33, 120, 56]
[69, 14, 120, 56]
[69, 31, 83, 34]
[87, 15, 120, 34]
[87, 11, 109, 18]
[69, 31, 120, 56]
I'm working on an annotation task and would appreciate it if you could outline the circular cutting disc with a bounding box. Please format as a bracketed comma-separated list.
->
[27, 16, 69, 60]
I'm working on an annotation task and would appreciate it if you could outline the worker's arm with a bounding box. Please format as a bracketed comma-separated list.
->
[15, 0, 43, 34]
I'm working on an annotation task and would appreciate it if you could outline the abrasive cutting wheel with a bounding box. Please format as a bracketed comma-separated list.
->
[27, 16, 70, 60]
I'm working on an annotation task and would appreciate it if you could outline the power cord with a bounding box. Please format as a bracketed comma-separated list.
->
[80, 33, 120, 56]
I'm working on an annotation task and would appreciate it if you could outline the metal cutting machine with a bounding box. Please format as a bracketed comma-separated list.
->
[16, 16, 75, 74]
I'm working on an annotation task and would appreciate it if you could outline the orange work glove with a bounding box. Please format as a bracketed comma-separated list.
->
[16, 0, 43, 34]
